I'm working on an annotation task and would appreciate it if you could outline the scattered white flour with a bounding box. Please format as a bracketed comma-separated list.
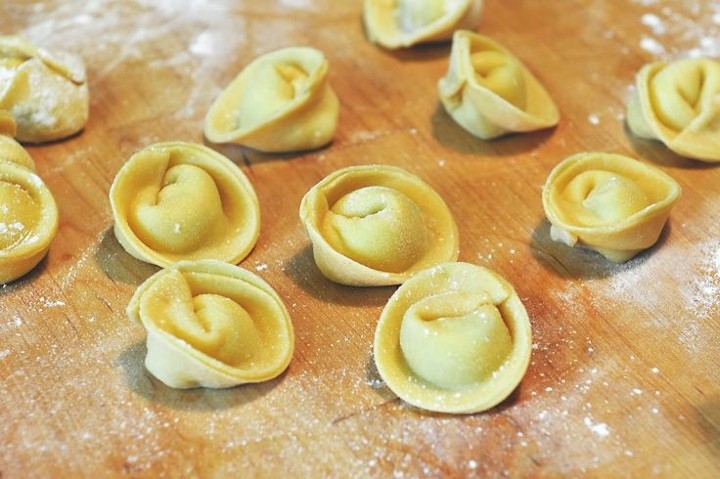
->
[587, 113, 600, 125]
[686, 241, 720, 320]
[189, 30, 217, 56]
[634, 1, 720, 59]
[641, 13, 667, 35]
[584, 417, 610, 438]
[40, 297, 66, 308]
[639, 36, 665, 55]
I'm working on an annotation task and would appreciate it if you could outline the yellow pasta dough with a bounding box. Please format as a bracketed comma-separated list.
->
[363, 0, 484, 49]
[626, 57, 720, 162]
[542, 152, 681, 262]
[374, 262, 532, 414]
[0, 123, 58, 283]
[0, 35, 89, 143]
[109, 142, 260, 268]
[438, 30, 559, 139]
[299, 164, 459, 286]
[127, 260, 294, 388]
[0, 110, 34, 170]
[204, 46, 339, 153]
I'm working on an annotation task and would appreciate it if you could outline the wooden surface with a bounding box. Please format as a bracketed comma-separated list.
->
[2, 0, 719, 477]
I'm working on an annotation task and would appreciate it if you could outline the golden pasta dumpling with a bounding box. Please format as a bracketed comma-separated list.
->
[299, 165, 459, 286]
[542, 152, 681, 263]
[363, 0, 483, 49]
[626, 57, 720, 162]
[374, 262, 532, 414]
[204, 47, 339, 153]
[0, 135, 58, 284]
[110, 142, 260, 268]
[0, 110, 34, 170]
[438, 30, 559, 139]
[0, 35, 89, 143]
[127, 260, 294, 388]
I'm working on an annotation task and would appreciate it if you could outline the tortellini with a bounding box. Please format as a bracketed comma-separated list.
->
[109, 142, 260, 268]
[542, 152, 681, 263]
[0, 35, 89, 143]
[374, 262, 532, 414]
[299, 164, 459, 286]
[0, 113, 59, 284]
[626, 57, 720, 162]
[363, 0, 484, 49]
[438, 30, 559, 140]
[204, 47, 339, 153]
[127, 260, 294, 389]
[0, 110, 34, 170]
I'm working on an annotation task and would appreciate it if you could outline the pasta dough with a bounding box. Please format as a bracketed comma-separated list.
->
[363, 0, 484, 49]
[127, 260, 294, 389]
[626, 57, 720, 162]
[0, 110, 34, 170]
[374, 262, 532, 414]
[109, 142, 260, 268]
[204, 47, 339, 153]
[0, 115, 58, 283]
[0, 35, 89, 143]
[438, 30, 559, 139]
[542, 152, 681, 262]
[299, 164, 459, 286]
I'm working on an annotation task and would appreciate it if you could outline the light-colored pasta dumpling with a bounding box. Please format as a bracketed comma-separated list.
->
[374, 262, 532, 414]
[127, 260, 294, 388]
[109, 142, 260, 268]
[542, 152, 681, 262]
[0, 110, 34, 170]
[299, 164, 459, 286]
[363, 0, 483, 49]
[204, 47, 339, 153]
[438, 30, 559, 139]
[0, 122, 58, 283]
[0, 35, 89, 143]
[626, 57, 720, 162]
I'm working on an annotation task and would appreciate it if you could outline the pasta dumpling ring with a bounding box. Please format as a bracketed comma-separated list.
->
[438, 30, 559, 139]
[127, 260, 295, 388]
[626, 57, 720, 162]
[0, 113, 58, 284]
[299, 164, 459, 286]
[0, 110, 34, 170]
[204, 46, 339, 153]
[110, 142, 260, 268]
[0, 35, 89, 143]
[363, 0, 484, 49]
[374, 262, 532, 414]
[542, 152, 681, 262]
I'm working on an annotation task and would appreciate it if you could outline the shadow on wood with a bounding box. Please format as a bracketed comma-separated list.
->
[284, 245, 396, 307]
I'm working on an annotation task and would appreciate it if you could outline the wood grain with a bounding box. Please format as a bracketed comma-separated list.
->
[1, 0, 719, 477]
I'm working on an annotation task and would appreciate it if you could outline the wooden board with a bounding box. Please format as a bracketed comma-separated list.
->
[2, 0, 719, 477]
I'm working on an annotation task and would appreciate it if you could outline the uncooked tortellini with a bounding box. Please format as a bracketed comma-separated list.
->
[0, 113, 58, 283]
[109, 142, 260, 268]
[0, 110, 34, 170]
[438, 30, 559, 139]
[0, 35, 89, 143]
[299, 165, 459, 286]
[363, 0, 483, 49]
[542, 152, 681, 262]
[626, 57, 720, 162]
[204, 47, 339, 153]
[374, 262, 532, 414]
[127, 260, 294, 388]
